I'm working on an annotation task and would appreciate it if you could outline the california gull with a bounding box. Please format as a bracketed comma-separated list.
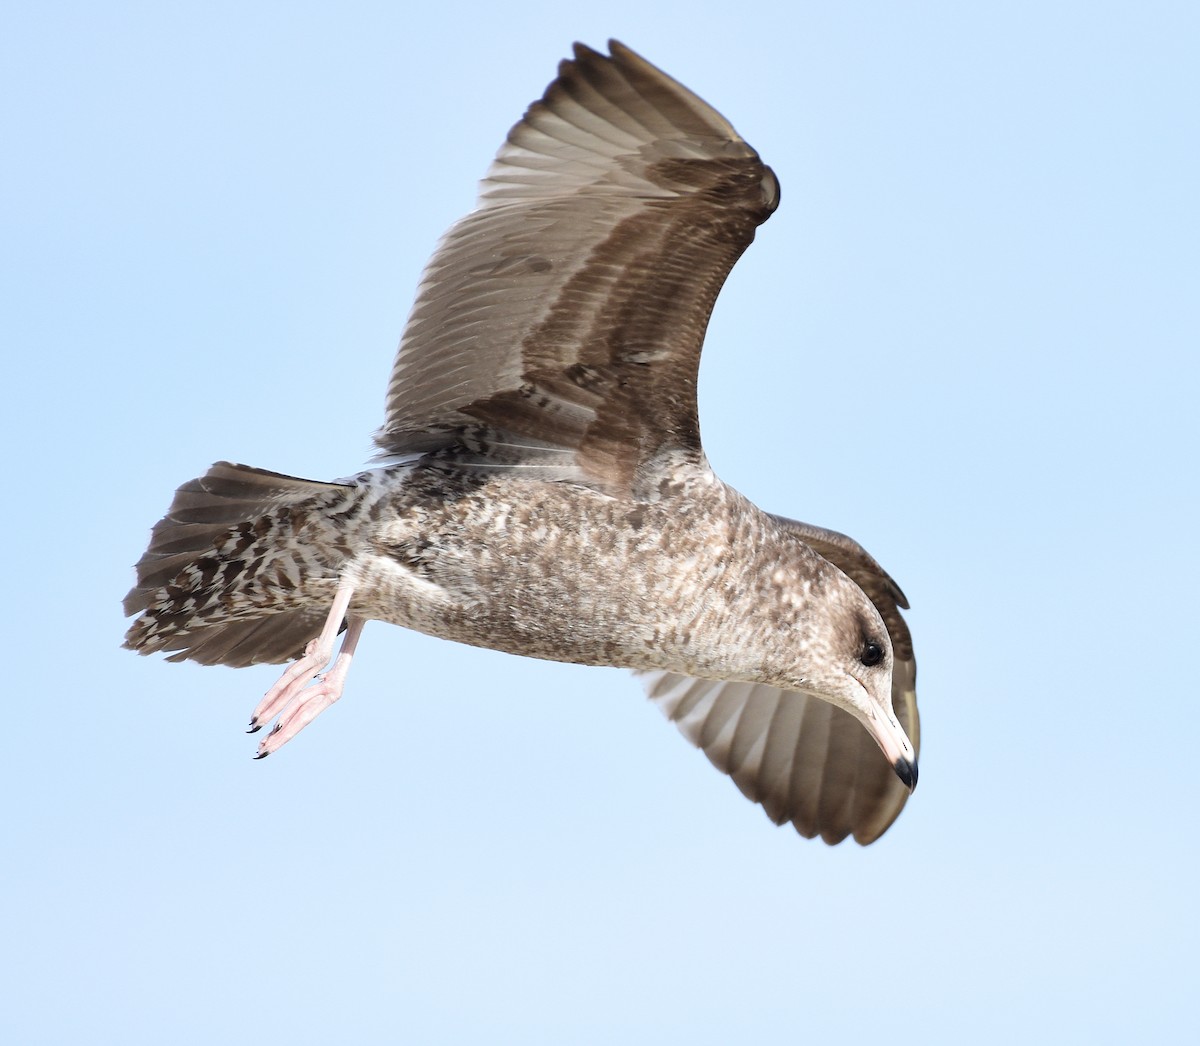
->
[124, 41, 920, 845]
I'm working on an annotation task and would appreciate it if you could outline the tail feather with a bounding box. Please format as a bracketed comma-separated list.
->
[124, 461, 354, 667]
[155, 607, 333, 666]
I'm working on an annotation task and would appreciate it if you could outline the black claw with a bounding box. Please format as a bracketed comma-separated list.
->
[252, 750, 269, 760]
[246, 721, 262, 734]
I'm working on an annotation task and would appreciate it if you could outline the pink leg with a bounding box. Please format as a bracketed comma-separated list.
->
[248, 581, 365, 757]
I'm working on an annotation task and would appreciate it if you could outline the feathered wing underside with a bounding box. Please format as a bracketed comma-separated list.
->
[375, 40, 779, 492]
[642, 520, 919, 844]
[641, 662, 919, 845]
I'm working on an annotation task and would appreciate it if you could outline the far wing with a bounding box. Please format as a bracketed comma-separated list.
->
[641, 661, 919, 845]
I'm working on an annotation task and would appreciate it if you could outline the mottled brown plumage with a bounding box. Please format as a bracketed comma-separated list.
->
[124, 41, 920, 844]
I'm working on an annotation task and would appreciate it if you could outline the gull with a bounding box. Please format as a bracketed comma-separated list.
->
[124, 40, 920, 844]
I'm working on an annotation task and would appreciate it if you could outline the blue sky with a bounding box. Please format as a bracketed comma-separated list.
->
[3, 2, 1197, 1042]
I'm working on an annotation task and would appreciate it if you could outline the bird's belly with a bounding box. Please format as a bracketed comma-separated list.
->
[348, 540, 696, 671]
[344, 480, 744, 673]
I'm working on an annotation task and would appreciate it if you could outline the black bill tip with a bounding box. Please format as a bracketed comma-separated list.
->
[893, 756, 918, 793]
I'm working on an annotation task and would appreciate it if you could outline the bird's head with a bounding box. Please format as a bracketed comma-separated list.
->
[771, 555, 918, 792]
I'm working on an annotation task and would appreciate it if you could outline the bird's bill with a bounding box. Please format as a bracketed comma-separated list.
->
[862, 706, 919, 793]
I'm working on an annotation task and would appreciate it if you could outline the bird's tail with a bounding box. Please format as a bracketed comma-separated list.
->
[123, 461, 355, 667]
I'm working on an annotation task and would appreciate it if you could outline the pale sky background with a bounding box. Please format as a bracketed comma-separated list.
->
[3, 2, 1197, 1043]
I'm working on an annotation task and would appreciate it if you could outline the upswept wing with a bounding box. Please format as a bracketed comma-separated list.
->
[375, 41, 779, 491]
[642, 521, 920, 845]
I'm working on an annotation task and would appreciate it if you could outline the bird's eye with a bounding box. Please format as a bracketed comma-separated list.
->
[860, 641, 884, 667]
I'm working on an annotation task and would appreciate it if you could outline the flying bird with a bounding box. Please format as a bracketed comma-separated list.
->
[124, 40, 920, 845]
